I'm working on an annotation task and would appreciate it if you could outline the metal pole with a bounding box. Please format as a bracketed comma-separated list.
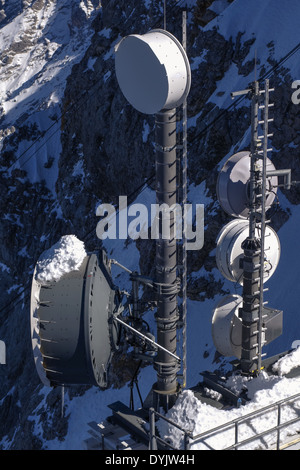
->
[154, 109, 180, 410]
[277, 403, 281, 450]
[240, 82, 261, 374]
[184, 433, 190, 450]
[149, 408, 158, 450]
[235, 421, 239, 449]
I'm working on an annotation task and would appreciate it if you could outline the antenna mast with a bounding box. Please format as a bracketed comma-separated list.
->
[115, 27, 191, 409]
[230, 80, 291, 375]
[213, 80, 291, 377]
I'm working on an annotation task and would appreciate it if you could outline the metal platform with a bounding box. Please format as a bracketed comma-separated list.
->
[84, 350, 300, 451]
[84, 400, 153, 450]
[84, 417, 148, 450]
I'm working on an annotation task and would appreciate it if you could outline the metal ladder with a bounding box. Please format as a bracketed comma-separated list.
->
[251, 79, 275, 371]
[177, 11, 188, 389]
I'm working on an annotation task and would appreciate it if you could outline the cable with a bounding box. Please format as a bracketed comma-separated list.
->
[83, 172, 155, 244]
[5, 3, 300, 174]
[0, 172, 156, 319]
[3, 6, 300, 326]
[188, 41, 300, 148]
[5, 0, 189, 173]
[0, 1, 189, 316]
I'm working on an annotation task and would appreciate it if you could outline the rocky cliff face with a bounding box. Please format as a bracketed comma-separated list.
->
[0, 0, 300, 449]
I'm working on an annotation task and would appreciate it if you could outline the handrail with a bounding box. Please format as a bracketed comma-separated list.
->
[192, 391, 300, 441]
[149, 391, 300, 450]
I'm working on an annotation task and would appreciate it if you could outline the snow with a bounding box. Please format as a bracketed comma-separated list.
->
[35, 235, 87, 284]
[72, 160, 85, 178]
[209, 0, 300, 64]
[190, 49, 208, 71]
[203, 0, 300, 112]
[272, 347, 300, 377]
[142, 120, 151, 143]
[0, 263, 10, 273]
[158, 362, 300, 450]
[209, 0, 231, 15]
[1, 0, 300, 452]
[84, 56, 97, 72]
[0, 0, 100, 193]
[98, 27, 112, 39]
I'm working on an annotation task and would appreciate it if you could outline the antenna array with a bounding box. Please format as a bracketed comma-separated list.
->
[213, 80, 292, 375]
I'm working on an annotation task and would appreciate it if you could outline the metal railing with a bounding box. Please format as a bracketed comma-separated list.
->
[149, 392, 300, 450]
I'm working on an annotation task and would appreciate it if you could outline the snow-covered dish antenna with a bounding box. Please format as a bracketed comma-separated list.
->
[115, 29, 191, 114]
[30, 236, 121, 388]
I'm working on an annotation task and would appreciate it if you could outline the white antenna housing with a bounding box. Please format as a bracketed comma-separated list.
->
[216, 219, 281, 285]
[115, 29, 191, 114]
[212, 295, 243, 358]
[217, 151, 278, 218]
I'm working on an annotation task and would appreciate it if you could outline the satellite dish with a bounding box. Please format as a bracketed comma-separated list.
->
[30, 250, 121, 388]
[115, 29, 191, 114]
[216, 219, 281, 285]
[217, 151, 278, 218]
[212, 295, 243, 358]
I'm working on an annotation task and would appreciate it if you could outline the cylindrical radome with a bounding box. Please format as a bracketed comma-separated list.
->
[217, 151, 278, 218]
[30, 252, 120, 388]
[216, 219, 281, 285]
[154, 109, 179, 409]
[115, 29, 191, 114]
[212, 295, 243, 358]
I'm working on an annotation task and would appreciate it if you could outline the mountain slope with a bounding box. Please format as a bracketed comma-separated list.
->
[1, 0, 300, 449]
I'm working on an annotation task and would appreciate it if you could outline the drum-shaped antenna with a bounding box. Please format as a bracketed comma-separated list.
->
[30, 251, 121, 388]
[212, 295, 243, 358]
[115, 29, 191, 114]
[217, 151, 278, 218]
[216, 219, 281, 285]
[212, 295, 283, 358]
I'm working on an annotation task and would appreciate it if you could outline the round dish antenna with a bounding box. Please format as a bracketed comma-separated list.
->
[212, 295, 243, 358]
[217, 151, 278, 218]
[216, 219, 281, 285]
[115, 29, 191, 114]
[30, 251, 121, 388]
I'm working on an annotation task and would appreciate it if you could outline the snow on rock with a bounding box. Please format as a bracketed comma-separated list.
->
[158, 372, 300, 450]
[35, 235, 86, 284]
[272, 347, 300, 377]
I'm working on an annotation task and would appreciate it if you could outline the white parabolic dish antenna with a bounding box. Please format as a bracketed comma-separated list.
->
[217, 151, 278, 218]
[115, 29, 191, 114]
[216, 219, 281, 285]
